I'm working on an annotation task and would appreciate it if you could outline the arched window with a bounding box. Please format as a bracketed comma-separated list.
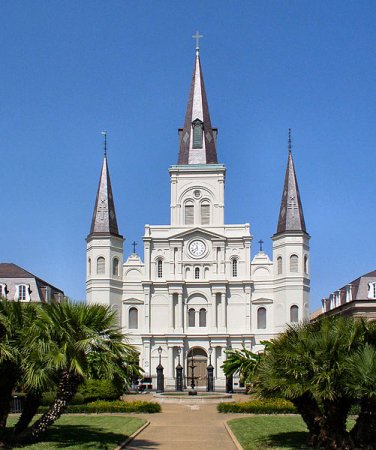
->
[88, 258, 91, 275]
[97, 257, 105, 274]
[201, 202, 210, 225]
[304, 255, 308, 274]
[290, 255, 298, 272]
[188, 308, 195, 327]
[129, 308, 138, 329]
[290, 305, 299, 322]
[157, 259, 163, 278]
[112, 258, 119, 276]
[199, 308, 206, 327]
[277, 257, 282, 275]
[232, 259, 238, 277]
[257, 307, 266, 329]
[195, 267, 200, 279]
[185, 202, 194, 225]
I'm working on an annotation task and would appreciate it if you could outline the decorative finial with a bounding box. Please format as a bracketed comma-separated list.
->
[288, 128, 292, 153]
[101, 130, 107, 156]
[192, 31, 203, 55]
[258, 239, 264, 252]
[132, 241, 138, 254]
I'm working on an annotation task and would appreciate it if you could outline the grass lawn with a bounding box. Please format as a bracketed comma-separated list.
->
[228, 416, 311, 450]
[6, 415, 146, 449]
[228, 416, 356, 450]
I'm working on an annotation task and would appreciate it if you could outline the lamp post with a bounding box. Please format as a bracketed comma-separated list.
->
[175, 346, 183, 392]
[156, 346, 164, 393]
[207, 345, 214, 392]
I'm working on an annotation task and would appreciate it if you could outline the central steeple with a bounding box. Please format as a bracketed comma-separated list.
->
[177, 46, 218, 165]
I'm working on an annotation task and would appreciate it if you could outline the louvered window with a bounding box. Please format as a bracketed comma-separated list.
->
[97, 257, 105, 274]
[290, 255, 298, 273]
[185, 204, 194, 225]
[201, 203, 210, 225]
[277, 257, 282, 274]
[195, 267, 200, 279]
[304, 255, 308, 274]
[112, 258, 119, 276]
[88, 258, 91, 275]
[188, 308, 195, 327]
[290, 305, 299, 322]
[18, 285, 26, 301]
[129, 308, 138, 329]
[192, 119, 203, 148]
[199, 308, 206, 327]
[257, 307, 266, 329]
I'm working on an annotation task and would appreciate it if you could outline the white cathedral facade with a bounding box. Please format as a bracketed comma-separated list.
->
[86, 48, 310, 390]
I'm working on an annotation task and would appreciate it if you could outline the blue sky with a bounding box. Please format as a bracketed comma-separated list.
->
[1, 1, 375, 311]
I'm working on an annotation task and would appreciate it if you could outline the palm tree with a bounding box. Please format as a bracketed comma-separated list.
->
[0, 300, 38, 440]
[221, 346, 260, 387]
[255, 317, 369, 449]
[17, 301, 138, 444]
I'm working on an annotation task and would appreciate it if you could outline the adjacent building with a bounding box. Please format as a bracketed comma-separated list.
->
[320, 269, 376, 320]
[86, 47, 310, 389]
[0, 263, 64, 303]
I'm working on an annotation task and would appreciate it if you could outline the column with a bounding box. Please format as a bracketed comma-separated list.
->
[183, 299, 187, 331]
[177, 293, 183, 331]
[144, 288, 151, 333]
[220, 293, 226, 329]
[168, 346, 174, 378]
[169, 294, 174, 330]
[211, 293, 217, 329]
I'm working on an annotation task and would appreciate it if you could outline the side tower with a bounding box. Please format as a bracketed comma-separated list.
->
[86, 136, 124, 308]
[272, 130, 310, 329]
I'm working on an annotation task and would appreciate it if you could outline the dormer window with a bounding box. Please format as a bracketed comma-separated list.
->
[0, 284, 6, 299]
[192, 119, 203, 149]
[368, 282, 376, 299]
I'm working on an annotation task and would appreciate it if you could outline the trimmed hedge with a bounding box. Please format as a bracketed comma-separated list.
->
[78, 379, 122, 402]
[37, 400, 161, 414]
[41, 392, 85, 406]
[218, 399, 297, 414]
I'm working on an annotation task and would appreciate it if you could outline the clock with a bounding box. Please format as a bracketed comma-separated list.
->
[189, 240, 206, 258]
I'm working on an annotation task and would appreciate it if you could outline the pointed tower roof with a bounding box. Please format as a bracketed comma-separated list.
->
[88, 137, 122, 238]
[178, 47, 218, 165]
[275, 130, 307, 235]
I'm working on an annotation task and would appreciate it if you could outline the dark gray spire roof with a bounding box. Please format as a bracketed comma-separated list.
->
[276, 132, 307, 235]
[178, 49, 218, 165]
[89, 155, 122, 238]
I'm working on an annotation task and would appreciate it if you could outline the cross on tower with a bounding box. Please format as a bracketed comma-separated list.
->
[192, 31, 203, 50]
[258, 240, 264, 252]
[101, 130, 107, 156]
[132, 241, 138, 254]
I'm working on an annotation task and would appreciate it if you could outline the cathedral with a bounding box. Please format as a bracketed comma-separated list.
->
[86, 46, 310, 390]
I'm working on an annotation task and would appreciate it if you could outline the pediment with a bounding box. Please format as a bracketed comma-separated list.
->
[170, 227, 225, 241]
[252, 297, 273, 305]
[123, 298, 143, 305]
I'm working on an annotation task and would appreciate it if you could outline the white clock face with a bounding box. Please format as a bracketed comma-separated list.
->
[189, 240, 206, 258]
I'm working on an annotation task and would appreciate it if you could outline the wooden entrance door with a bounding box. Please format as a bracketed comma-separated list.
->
[186, 348, 208, 388]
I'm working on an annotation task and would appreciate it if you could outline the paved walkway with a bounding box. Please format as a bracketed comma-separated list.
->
[125, 394, 246, 450]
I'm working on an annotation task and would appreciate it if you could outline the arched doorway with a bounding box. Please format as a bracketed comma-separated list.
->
[186, 347, 207, 388]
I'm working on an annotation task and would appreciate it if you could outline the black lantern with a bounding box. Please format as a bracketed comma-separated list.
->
[175, 346, 183, 392]
[207, 345, 214, 392]
[156, 346, 164, 393]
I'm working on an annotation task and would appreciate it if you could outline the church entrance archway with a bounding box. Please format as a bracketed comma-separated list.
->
[186, 347, 207, 388]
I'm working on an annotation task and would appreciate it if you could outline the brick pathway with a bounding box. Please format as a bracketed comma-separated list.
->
[125, 393, 246, 450]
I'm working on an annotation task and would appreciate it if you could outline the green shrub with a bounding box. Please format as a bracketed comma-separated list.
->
[78, 379, 122, 402]
[37, 400, 161, 414]
[218, 399, 297, 414]
[41, 391, 85, 406]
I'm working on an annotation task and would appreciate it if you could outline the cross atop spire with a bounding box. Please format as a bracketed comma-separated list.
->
[101, 130, 107, 156]
[192, 31, 203, 54]
[288, 128, 292, 153]
[177, 44, 218, 165]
